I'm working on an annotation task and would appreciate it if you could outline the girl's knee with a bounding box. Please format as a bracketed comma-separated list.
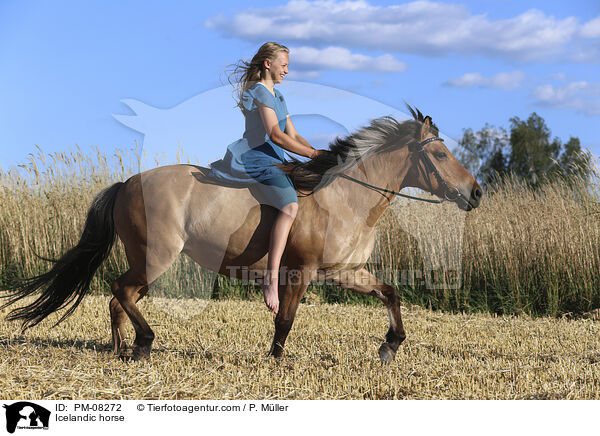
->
[281, 202, 298, 219]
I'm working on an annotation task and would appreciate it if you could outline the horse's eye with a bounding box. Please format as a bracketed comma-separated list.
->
[434, 152, 447, 161]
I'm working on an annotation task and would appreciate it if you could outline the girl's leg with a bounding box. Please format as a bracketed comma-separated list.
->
[263, 202, 298, 313]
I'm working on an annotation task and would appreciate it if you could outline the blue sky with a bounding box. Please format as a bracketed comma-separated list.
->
[1, 0, 599, 172]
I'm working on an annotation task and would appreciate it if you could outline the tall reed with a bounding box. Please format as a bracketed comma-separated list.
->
[375, 169, 600, 316]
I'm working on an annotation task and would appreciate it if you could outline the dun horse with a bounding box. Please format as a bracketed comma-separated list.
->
[1, 108, 482, 362]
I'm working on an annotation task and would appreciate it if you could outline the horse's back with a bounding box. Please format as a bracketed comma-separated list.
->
[115, 164, 271, 273]
[113, 164, 373, 275]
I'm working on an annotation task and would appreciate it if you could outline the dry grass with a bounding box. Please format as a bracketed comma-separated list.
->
[2, 295, 599, 400]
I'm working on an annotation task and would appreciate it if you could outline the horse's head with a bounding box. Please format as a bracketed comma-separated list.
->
[404, 112, 482, 211]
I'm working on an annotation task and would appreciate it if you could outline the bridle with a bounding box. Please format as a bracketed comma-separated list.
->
[339, 136, 467, 204]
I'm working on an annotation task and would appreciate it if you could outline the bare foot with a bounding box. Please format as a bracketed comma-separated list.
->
[262, 274, 279, 314]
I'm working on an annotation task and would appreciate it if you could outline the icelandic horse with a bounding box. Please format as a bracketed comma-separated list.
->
[2, 108, 482, 362]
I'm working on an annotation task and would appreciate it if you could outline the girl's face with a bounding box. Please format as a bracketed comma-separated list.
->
[266, 52, 289, 84]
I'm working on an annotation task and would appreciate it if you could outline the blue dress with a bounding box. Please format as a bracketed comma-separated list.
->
[208, 82, 298, 210]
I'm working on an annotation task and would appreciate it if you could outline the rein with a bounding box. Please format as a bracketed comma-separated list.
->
[338, 173, 443, 203]
[295, 136, 467, 205]
[339, 136, 465, 204]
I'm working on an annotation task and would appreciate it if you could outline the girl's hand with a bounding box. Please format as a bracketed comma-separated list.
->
[310, 149, 327, 159]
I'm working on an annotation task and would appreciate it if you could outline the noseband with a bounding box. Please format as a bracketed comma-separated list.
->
[339, 136, 466, 204]
[409, 136, 466, 202]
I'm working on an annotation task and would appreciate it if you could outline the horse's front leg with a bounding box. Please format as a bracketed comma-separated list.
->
[269, 268, 311, 358]
[332, 268, 406, 363]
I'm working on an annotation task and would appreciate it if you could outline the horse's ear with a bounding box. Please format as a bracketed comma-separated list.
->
[420, 116, 432, 140]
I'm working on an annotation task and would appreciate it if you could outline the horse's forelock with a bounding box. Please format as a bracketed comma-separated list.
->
[406, 104, 439, 136]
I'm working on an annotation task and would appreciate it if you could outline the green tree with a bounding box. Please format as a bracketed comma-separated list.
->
[456, 113, 591, 187]
[456, 123, 509, 185]
[558, 137, 592, 180]
[508, 113, 561, 185]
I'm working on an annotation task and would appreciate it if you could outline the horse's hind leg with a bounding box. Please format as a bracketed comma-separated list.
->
[110, 238, 183, 360]
[109, 297, 127, 354]
[109, 285, 148, 355]
[110, 242, 151, 356]
[110, 171, 186, 360]
[111, 269, 155, 360]
[333, 268, 406, 363]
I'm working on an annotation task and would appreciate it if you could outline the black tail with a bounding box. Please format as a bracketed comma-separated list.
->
[1, 182, 124, 331]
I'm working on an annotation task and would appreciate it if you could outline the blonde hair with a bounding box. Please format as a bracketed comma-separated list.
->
[228, 42, 289, 113]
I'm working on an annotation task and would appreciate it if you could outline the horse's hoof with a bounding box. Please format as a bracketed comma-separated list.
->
[269, 342, 284, 359]
[132, 345, 152, 361]
[378, 343, 396, 364]
[269, 349, 284, 360]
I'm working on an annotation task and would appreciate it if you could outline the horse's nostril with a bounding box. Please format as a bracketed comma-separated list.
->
[472, 187, 482, 201]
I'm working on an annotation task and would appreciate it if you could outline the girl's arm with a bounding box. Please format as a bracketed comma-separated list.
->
[284, 115, 315, 151]
[258, 105, 323, 159]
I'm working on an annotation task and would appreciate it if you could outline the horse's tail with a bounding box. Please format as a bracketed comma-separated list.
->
[1, 182, 124, 331]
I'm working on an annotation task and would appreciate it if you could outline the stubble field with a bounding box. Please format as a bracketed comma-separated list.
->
[2, 146, 600, 400]
[1, 295, 599, 400]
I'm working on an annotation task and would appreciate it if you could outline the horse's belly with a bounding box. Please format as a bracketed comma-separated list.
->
[291, 210, 376, 272]
[323, 232, 375, 271]
[182, 180, 273, 272]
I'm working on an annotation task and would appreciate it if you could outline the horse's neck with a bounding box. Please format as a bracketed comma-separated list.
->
[325, 148, 412, 227]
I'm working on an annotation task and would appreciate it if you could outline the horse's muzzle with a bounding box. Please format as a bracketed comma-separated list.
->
[451, 185, 482, 211]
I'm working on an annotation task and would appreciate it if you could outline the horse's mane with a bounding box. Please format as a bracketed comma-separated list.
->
[280, 104, 438, 193]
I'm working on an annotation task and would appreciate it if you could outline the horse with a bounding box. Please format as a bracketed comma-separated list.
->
[1, 107, 482, 362]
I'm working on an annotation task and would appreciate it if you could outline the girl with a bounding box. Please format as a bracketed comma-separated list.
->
[209, 42, 325, 314]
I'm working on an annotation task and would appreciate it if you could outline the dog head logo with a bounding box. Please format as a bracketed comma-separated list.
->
[3, 402, 50, 433]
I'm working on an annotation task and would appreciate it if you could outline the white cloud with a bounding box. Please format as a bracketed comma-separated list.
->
[205, 1, 599, 63]
[531, 81, 600, 116]
[445, 73, 485, 88]
[580, 16, 600, 38]
[549, 72, 567, 81]
[290, 46, 407, 74]
[444, 71, 525, 90]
